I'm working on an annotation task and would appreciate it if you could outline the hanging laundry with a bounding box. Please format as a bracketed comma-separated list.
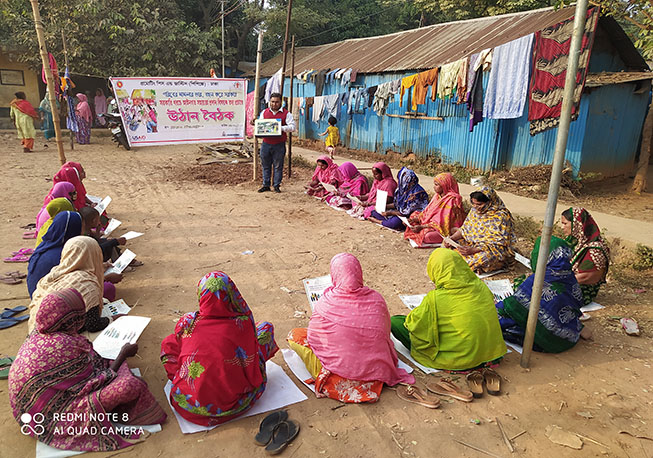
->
[348, 90, 356, 114]
[315, 69, 329, 96]
[475, 49, 493, 72]
[350, 70, 358, 83]
[324, 94, 341, 119]
[357, 89, 368, 113]
[437, 59, 465, 99]
[372, 82, 394, 116]
[335, 68, 348, 79]
[367, 86, 378, 108]
[399, 74, 418, 108]
[413, 68, 439, 109]
[246, 91, 256, 137]
[390, 79, 401, 95]
[312, 96, 326, 123]
[484, 33, 534, 119]
[341, 69, 352, 85]
[264, 68, 282, 102]
[529, 7, 599, 135]
[466, 54, 484, 132]
[455, 57, 469, 104]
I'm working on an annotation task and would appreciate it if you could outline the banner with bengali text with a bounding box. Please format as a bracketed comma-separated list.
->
[109, 77, 247, 147]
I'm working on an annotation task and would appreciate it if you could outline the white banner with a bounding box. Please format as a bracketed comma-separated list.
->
[109, 77, 247, 147]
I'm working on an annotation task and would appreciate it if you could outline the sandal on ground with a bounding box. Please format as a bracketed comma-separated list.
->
[0, 315, 29, 330]
[254, 410, 289, 446]
[22, 231, 37, 239]
[396, 384, 440, 409]
[482, 368, 501, 396]
[129, 260, 144, 267]
[0, 276, 22, 285]
[426, 378, 473, 402]
[4, 271, 26, 279]
[20, 223, 36, 230]
[620, 318, 640, 336]
[265, 420, 300, 455]
[12, 248, 34, 256]
[0, 306, 28, 319]
[466, 372, 485, 398]
[3, 254, 30, 263]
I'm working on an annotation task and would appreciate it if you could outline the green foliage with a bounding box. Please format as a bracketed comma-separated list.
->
[413, 0, 553, 23]
[633, 244, 653, 271]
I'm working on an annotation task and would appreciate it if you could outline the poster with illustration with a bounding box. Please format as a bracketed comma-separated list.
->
[109, 77, 247, 147]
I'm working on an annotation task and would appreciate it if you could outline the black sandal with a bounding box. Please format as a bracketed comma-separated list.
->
[265, 420, 300, 455]
[254, 410, 288, 446]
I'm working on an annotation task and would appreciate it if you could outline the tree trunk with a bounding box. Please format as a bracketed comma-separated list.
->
[632, 99, 652, 194]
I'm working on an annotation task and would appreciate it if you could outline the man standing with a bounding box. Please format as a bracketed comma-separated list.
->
[258, 92, 295, 193]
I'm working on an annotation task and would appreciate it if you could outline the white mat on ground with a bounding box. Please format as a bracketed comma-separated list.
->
[164, 361, 307, 434]
[408, 239, 441, 249]
[36, 369, 161, 458]
[281, 348, 413, 391]
[390, 335, 440, 374]
[580, 302, 604, 313]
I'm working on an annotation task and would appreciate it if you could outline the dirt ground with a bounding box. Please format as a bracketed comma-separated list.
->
[1, 132, 652, 458]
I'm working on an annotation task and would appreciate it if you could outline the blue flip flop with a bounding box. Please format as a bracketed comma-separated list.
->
[0, 315, 29, 329]
[0, 306, 28, 320]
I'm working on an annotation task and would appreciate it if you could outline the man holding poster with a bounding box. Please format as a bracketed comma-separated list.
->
[258, 93, 295, 193]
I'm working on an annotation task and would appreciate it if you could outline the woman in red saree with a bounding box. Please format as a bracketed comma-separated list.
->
[306, 155, 340, 197]
[404, 172, 466, 246]
[10, 91, 39, 152]
[348, 162, 398, 220]
[161, 271, 278, 426]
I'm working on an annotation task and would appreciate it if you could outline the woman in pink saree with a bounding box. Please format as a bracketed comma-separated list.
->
[325, 162, 369, 209]
[9, 288, 166, 452]
[305, 155, 340, 198]
[348, 162, 397, 219]
[36, 181, 76, 230]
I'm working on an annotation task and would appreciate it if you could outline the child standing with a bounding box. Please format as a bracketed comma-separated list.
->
[319, 116, 339, 159]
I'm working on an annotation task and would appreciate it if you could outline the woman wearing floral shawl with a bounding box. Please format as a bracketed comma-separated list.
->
[445, 186, 516, 273]
[306, 155, 340, 198]
[347, 162, 397, 219]
[368, 167, 429, 230]
[560, 208, 610, 305]
[496, 236, 584, 353]
[10, 288, 166, 452]
[325, 162, 370, 209]
[404, 172, 465, 246]
[161, 271, 278, 426]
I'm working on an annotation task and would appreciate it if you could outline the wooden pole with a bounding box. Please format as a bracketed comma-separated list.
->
[278, 0, 293, 96]
[288, 35, 295, 178]
[61, 29, 73, 151]
[632, 96, 652, 194]
[30, 0, 65, 164]
[252, 31, 263, 181]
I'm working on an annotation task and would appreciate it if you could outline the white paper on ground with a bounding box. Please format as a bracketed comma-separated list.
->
[320, 182, 337, 193]
[282, 348, 414, 392]
[390, 335, 440, 374]
[92, 316, 151, 360]
[105, 249, 137, 276]
[103, 218, 121, 237]
[580, 302, 605, 313]
[86, 195, 102, 205]
[164, 361, 307, 434]
[302, 275, 332, 311]
[399, 294, 427, 311]
[375, 190, 388, 214]
[506, 342, 523, 354]
[398, 216, 413, 228]
[514, 252, 532, 270]
[346, 193, 363, 205]
[483, 279, 514, 303]
[120, 231, 144, 241]
[101, 299, 132, 318]
[94, 196, 112, 215]
[476, 269, 507, 279]
[408, 239, 440, 249]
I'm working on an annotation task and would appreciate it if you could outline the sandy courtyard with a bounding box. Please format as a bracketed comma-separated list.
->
[0, 134, 652, 458]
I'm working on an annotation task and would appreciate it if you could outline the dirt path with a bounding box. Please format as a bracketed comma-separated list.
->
[0, 134, 651, 458]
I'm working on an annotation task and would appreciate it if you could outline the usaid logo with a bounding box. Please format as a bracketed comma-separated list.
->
[20, 412, 45, 436]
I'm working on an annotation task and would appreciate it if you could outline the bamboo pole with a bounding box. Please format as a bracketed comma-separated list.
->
[252, 31, 263, 181]
[278, 0, 293, 96]
[61, 29, 74, 151]
[30, 0, 65, 164]
[521, 0, 589, 368]
[288, 35, 295, 178]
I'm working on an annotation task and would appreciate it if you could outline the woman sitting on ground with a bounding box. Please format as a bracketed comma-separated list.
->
[161, 271, 278, 426]
[348, 162, 397, 219]
[35, 181, 76, 231]
[35, 198, 76, 247]
[80, 207, 126, 262]
[368, 167, 429, 231]
[28, 211, 82, 296]
[10, 288, 166, 452]
[28, 236, 117, 333]
[325, 162, 369, 209]
[561, 207, 610, 305]
[391, 248, 506, 370]
[496, 236, 584, 353]
[53, 166, 86, 210]
[288, 253, 415, 403]
[444, 186, 515, 273]
[305, 155, 340, 198]
[404, 172, 466, 246]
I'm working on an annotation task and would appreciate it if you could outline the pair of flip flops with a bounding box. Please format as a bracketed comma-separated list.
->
[396, 384, 441, 409]
[0, 356, 15, 379]
[22, 230, 37, 239]
[466, 368, 502, 398]
[4, 248, 34, 263]
[0, 306, 29, 329]
[0, 271, 26, 285]
[426, 378, 474, 402]
[254, 410, 300, 455]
